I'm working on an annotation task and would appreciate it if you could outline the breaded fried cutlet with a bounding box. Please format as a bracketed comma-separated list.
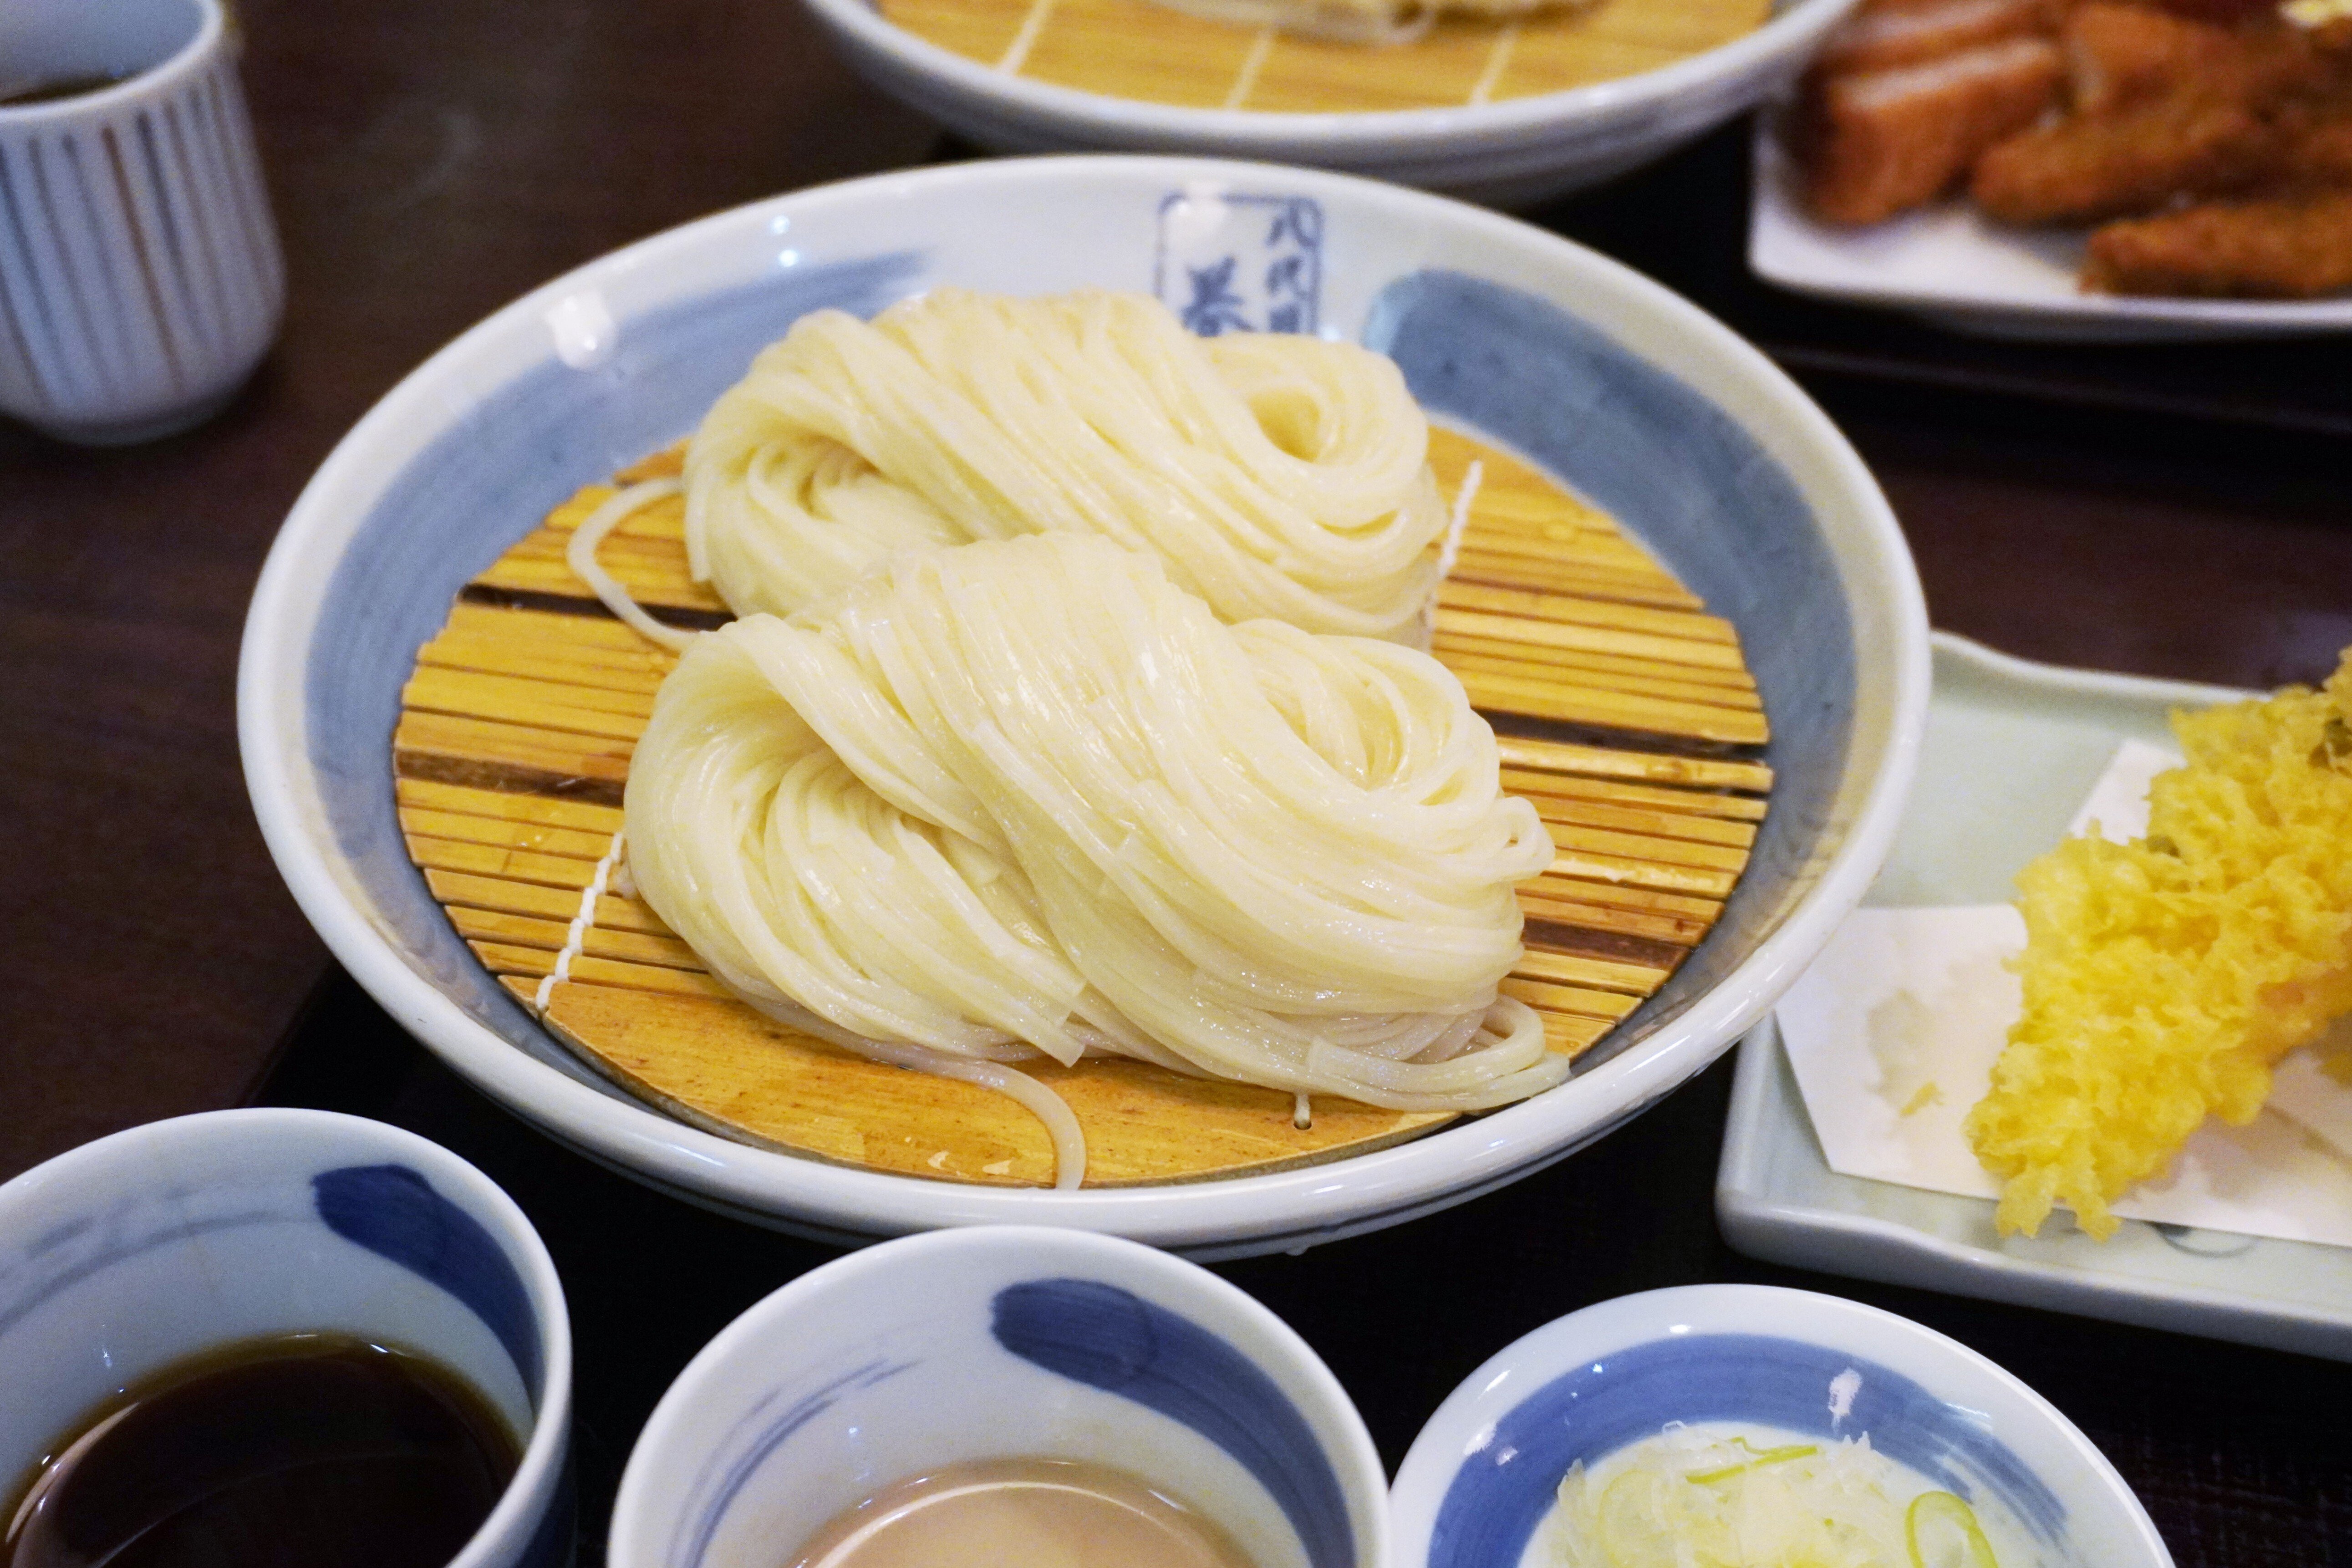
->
[2286, 110, 2352, 182]
[2224, 18, 2339, 102]
[1805, 38, 2066, 223]
[1817, 0, 2060, 74]
[2085, 187, 2352, 293]
[2062, 2, 2234, 112]
[1971, 91, 2276, 221]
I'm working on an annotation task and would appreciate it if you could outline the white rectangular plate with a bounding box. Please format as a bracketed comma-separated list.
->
[1717, 631, 2352, 1361]
[1749, 114, 2352, 341]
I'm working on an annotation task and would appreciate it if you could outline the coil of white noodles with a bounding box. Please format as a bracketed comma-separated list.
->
[682, 289, 1449, 642]
[622, 533, 1565, 1186]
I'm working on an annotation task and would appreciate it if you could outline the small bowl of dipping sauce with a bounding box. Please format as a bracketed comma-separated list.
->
[1388, 1283, 2170, 1568]
[609, 1225, 1385, 1568]
[0, 1108, 570, 1568]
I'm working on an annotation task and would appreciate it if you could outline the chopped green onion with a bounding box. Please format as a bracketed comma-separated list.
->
[1907, 1490, 2000, 1568]
[1686, 1444, 1819, 1484]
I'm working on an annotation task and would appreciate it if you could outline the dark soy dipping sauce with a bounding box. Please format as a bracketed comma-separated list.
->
[2, 1334, 520, 1568]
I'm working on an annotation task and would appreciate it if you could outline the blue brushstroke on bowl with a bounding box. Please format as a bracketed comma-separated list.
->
[991, 1278, 1352, 1568]
[301, 251, 925, 1091]
[312, 1163, 543, 1395]
[0, 1197, 286, 1340]
[676, 1358, 916, 1568]
[1425, 1334, 2067, 1568]
[1364, 270, 1855, 1074]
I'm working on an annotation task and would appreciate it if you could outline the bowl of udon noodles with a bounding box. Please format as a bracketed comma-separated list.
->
[240, 153, 1927, 1257]
[794, 0, 1859, 206]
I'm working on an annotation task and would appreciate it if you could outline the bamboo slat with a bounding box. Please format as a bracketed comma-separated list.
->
[517, 983, 1456, 1188]
[397, 427, 1770, 1187]
[875, 0, 1769, 113]
[1498, 768, 1770, 822]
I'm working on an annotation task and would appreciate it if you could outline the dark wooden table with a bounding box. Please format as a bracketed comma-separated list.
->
[4, 1, 2348, 1563]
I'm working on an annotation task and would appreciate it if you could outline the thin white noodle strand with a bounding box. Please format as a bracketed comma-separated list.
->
[846, 1038, 1089, 1190]
[565, 477, 695, 651]
[1425, 457, 1481, 642]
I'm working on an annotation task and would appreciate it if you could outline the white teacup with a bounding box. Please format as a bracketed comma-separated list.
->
[0, 0, 284, 443]
[0, 1108, 572, 1568]
[611, 1226, 1388, 1568]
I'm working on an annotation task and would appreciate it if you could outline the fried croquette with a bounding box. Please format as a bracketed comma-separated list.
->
[2289, 114, 2352, 179]
[1818, 0, 2061, 73]
[1794, 0, 2352, 294]
[2276, 90, 2352, 180]
[2085, 187, 2352, 293]
[2062, 2, 2235, 112]
[1965, 649, 2352, 1240]
[1805, 38, 2067, 223]
[1970, 91, 2276, 222]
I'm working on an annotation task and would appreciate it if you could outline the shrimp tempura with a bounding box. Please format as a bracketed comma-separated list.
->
[1964, 648, 2352, 1238]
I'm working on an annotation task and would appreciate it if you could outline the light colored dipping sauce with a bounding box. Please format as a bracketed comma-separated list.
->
[784, 1457, 1257, 1568]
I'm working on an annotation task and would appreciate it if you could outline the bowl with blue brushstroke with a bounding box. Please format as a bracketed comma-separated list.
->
[606, 1225, 1385, 1568]
[0, 1107, 573, 1568]
[239, 153, 1929, 1255]
[1389, 1283, 2173, 1568]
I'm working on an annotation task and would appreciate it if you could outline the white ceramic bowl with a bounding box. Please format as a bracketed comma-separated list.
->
[798, 0, 1858, 206]
[608, 1227, 1386, 1568]
[0, 1108, 573, 1568]
[1389, 1283, 2173, 1568]
[239, 153, 1929, 1256]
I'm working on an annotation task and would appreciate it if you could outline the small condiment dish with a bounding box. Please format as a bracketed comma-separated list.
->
[0, 1108, 572, 1568]
[608, 1225, 1385, 1568]
[1388, 1283, 2172, 1567]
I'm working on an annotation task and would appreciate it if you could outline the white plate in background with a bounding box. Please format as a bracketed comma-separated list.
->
[799, 0, 1859, 209]
[1717, 632, 2352, 1363]
[1749, 116, 2352, 341]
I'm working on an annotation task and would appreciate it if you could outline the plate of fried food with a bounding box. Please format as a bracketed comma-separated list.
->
[1751, 0, 2352, 337]
[1720, 632, 2352, 1361]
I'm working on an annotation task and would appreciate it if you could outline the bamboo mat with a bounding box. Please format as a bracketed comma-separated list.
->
[394, 426, 1772, 1187]
[877, 0, 1770, 112]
